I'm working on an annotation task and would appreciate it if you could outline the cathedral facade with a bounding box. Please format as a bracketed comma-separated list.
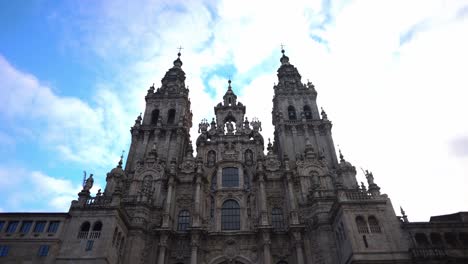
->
[0, 51, 467, 264]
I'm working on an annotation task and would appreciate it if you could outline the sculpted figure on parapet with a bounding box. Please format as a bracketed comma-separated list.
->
[83, 174, 94, 191]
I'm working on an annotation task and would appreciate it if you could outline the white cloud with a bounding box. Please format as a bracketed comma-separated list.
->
[0, 166, 94, 211]
[0, 56, 129, 168]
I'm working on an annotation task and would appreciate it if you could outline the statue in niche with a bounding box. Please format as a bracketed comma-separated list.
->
[311, 171, 320, 188]
[207, 151, 216, 167]
[226, 121, 234, 134]
[83, 174, 94, 191]
[142, 176, 153, 194]
[245, 150, 253, 166]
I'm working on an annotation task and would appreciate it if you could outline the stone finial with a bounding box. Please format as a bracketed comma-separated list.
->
[173, 48, 183, 68]
[198, 118, 209, 133]
[267, 138, 273, 152]
[280, 45, 290, 65]
[118, 151, 124, 168]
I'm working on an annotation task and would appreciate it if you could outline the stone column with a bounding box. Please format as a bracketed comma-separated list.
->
[258, 175, 268, 225]
[285, 172, 299, 225]
[293, 231, 305, 264]
[190, 232, 200, 264]
[193, 175, 202, 227]
[262, 231, 272, 264]
[296, 243, 305, 264]
[162, 175, 174, 227]
[157, 233, 168, 264]
[303, 236, 313, 264]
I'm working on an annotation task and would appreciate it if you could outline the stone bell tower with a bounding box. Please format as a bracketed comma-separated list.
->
[272, 49, 338, 168]
[125, 52, 193, 172]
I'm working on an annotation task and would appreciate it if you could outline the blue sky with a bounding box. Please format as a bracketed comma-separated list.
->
[0, 0, 467, 221]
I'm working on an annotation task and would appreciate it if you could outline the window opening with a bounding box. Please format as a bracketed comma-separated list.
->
[0, 245, 9, 257]
[222, 167, 239, 187]
[288, 106, 297, 120]
[272, 208, 285, 231]
[415, 233, 430, 247]
[33, 221, 46, 233]
[177, 210, 190, 231]
[430, 233, 443, 246]
[303, 105, 312, 119]
[222, 200, 240, 230]
[368, 216, 381, 233]
[444, 232, 458, 247]
[38, 245, 49, 256]
[151, 109, 160, 125]
[47, 221, 60, 233]
[355, 216, 369, 234]
[6, 221, 19, 233]
[167, 109, 176, 124]
[20, 221, 33, 233]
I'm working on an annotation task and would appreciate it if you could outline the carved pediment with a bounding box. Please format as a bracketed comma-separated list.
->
[265, 155, 281, 172]
[179, 159, 196, 174]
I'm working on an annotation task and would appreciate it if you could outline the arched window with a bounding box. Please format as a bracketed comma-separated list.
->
[430, 233, 443, 246]
[368, 216, 381, 233]
[444, 232, 458, 247]
[78, 221, 90, 239]
[177, 210, 190, 231]
[459, 232, 468, 246]
[356, 216, 369, 234]
[222, 167, 239, 187]
[288, 106, 296, 120]
[303, 105, 312, 119]
[167, 109, 176, 124]
[92, 221, 102, 231]
[151, 109, 159, 125]
[222, 200, 240, 230]
[415, 233, 430, 247]
[271, 208, 285, 231]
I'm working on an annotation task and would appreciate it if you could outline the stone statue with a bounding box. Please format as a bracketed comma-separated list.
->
[83, 174, 94, 191]
[226, 121, 234, 134]
[365, 170, 375, 185]
[245, 150, 253, 165]
[207, 151, 216, 167]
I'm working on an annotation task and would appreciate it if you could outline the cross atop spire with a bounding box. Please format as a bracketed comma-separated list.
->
[177, 46, 183, 57]
[280, 43, 286, 53]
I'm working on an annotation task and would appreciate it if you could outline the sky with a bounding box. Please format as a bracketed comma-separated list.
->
[0, 0, 467, 221]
